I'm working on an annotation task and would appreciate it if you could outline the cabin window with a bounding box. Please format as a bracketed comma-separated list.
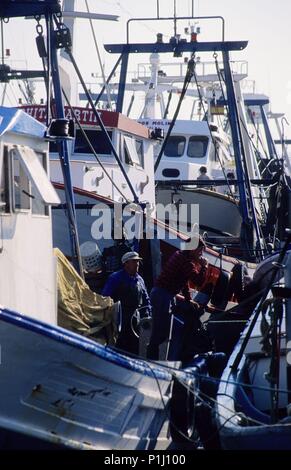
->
[162, 168, 180, 178]
[187, 136, 209, 158]
[11, 146, 59, 214]
[12, 151, 31, 211]
[73, 129, 112, 157]
[31, 152, 49, 216]
[0, 146, 10, 213]
[135, 139, 144, 168]
[164, 136, 186, 157]
[123, 135, 143, 167]
[124, 143, 130, 165]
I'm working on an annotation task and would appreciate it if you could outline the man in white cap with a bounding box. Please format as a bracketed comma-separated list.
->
[102, 251, 152, 354]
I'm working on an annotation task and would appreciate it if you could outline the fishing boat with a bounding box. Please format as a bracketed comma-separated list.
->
[0, 1, 208, 450]
[0, 98, 183, 450]
[215, 233, 291, 449]
[99, 13, 261, 260]
[99, 3, 291, 261]
[20, 104, 156, 206]
[1, 1, 290, 451]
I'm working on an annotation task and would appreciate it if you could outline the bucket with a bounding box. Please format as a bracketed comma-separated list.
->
[80, 241, 102, 272]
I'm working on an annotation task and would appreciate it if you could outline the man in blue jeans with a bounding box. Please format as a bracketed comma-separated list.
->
[102, 251, 151, 355]
[147, 239, 207, 360]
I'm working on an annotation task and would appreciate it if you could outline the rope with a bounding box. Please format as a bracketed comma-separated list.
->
[146, 360, 200, 445]
[103, 342, 291, 399]
[176, 373, 291, 429]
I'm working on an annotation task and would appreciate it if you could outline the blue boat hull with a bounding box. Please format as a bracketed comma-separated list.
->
[0, 307, 181, 450]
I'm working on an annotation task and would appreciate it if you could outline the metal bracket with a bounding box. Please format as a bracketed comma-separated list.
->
[0, 64, 45, 82]
[0, 1, 61, 19]
[104, 41, 248, 55]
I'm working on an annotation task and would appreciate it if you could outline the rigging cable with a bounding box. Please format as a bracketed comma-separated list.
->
[110, 343, 291, 402]
[62, 88, 130, 203]
[146, 360, 200, 445]
[146, 358, 287, 448]
[193, 54, 235, 198]
[94, 54, 123, 107]
[246, 106, 270, 161]
[238, 115, 271, 222]
[214, 54, 266, 256]
[53, 13, 139, 203]
[240, 113, 273, 175]
[163, 89, 173, 119]
[231, 230, 291, 371]
[154, 54, 197, 173]
[84, 0, 112, 110]
[272, 162, 287, 244]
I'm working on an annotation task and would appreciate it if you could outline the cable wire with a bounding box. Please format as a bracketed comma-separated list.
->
[62, 88, 130, 203]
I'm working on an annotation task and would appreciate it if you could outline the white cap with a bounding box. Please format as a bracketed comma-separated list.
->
[121, 251, 142, 264]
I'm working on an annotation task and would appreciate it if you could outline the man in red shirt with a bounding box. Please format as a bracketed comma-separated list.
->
[147, 238, 208, 360]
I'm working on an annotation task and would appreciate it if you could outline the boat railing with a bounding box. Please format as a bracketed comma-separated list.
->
[126, 15, 225, 44]
[85, 60, 248, 90]
[231, 229, 291, 372]
[136, 60, 248, 81]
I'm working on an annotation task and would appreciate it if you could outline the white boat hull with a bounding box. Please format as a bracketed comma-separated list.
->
[156, 187, 242, 237]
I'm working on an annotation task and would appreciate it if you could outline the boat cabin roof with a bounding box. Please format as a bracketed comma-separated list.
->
[0, 106, 46, 139]
[20, 105, 150, 140]
[139, 118, 211, 137]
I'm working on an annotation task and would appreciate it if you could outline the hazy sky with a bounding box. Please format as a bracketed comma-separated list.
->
[84, 0, 291, 133]
[94, 0, 291, 125]
[2, 0, 291, 137]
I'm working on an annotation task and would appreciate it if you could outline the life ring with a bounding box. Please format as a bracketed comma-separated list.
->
[228, 262, 248, 302]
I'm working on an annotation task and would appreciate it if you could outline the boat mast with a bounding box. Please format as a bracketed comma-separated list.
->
[61, 0, 118, 107]
[232, 80, 265, 255]
[142, 52, 160, 119]
[105, 10, 265, 255]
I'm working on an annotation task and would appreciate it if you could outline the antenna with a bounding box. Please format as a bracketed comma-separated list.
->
[155, 0, 196, 31]
[0, 19, 4, 65]
[173, 0, 177, 36]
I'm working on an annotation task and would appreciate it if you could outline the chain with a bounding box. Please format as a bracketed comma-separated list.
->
[52, 9, 72, 51]
[54, 9, 66, 29]
[259, 194, 266, 223]
[186, 51, 196, 82]
[34, 15, 44, 37]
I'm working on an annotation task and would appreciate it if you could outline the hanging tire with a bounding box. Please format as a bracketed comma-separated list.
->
[210, 270, 230, 310]
[169, 376, 199, 445]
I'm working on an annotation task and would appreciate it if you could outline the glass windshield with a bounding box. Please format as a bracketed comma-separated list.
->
[74, 129, 112, 156]
[187, 136, 209, 158]
[164, 136, 186, 157]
